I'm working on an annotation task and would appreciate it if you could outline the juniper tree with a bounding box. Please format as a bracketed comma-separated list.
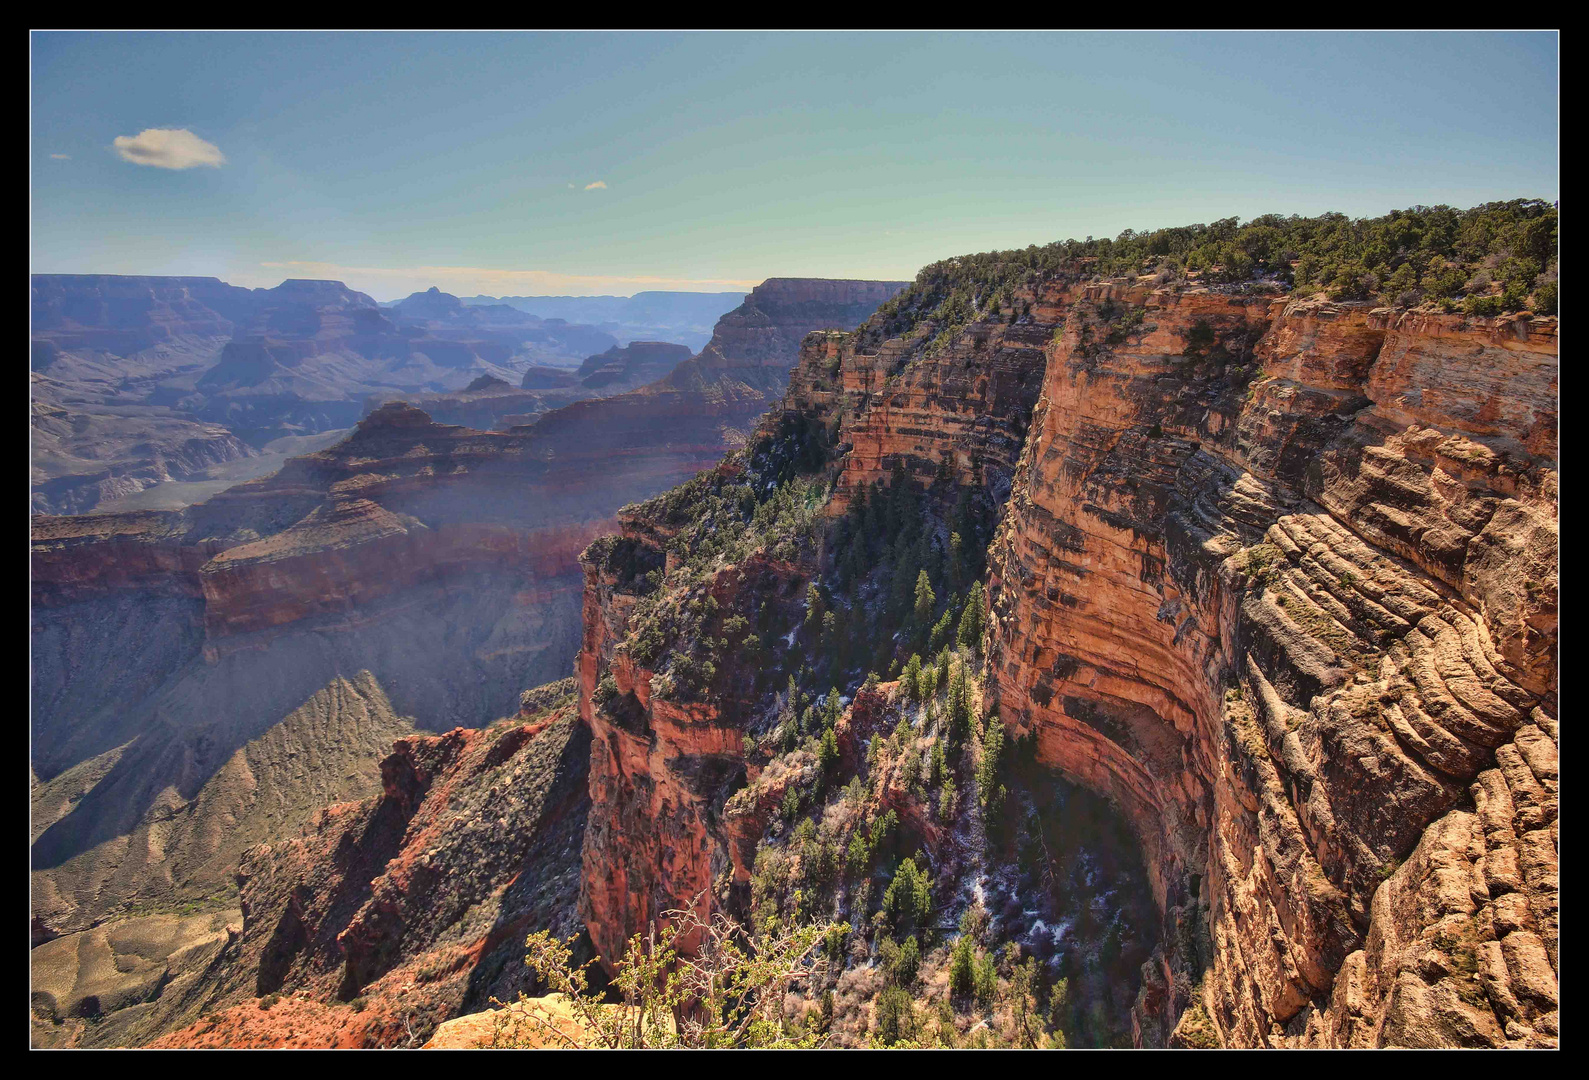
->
[947, 531, 964, 589]
[883, 857, 932, 933]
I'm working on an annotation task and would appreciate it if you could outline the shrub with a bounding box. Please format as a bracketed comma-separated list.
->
[972, 949, 999, 1008]
[520, 898, 847, 1048]
[949, 936, 976, 998]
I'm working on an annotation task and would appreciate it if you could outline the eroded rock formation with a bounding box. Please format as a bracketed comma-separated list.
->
[32, 258, 1555, 1048]
[137, 702, 589, 1049]
[980, 287, 1555, 1047]
[572, 277, 1556, 1047]
[30, 407, 614, 935]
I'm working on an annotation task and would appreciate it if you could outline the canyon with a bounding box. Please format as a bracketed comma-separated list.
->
[572, 270, 1556, 1046]
[31, 237, 1557, 1051]
[452, 290, 748, 353]
[29, 276, 908, 1046]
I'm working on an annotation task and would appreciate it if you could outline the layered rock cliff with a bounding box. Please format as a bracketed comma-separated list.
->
[976, 285, 1556, 1047]
[30, 406, 616, 937]
[571, 272, 1556, 1047]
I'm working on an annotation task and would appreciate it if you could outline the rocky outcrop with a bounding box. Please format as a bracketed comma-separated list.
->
[144, 705, 590, 1049]
[658, 277, 911, 397]
[578, 538, 803, 966]
[570, 275, 1557, 1048]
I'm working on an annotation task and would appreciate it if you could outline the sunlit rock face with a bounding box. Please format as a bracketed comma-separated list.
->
[573, 276, 1555, 1048]
[980, 284, 1555, 1047]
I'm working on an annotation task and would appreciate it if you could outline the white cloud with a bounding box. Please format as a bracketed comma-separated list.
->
[112, 128, 226, 170]
[49, 153, 70, 160]
[584, 180, 607, 190]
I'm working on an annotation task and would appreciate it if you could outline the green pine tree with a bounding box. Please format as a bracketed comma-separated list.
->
[913, 570, 936, 629]
[957, 582, 986, 652]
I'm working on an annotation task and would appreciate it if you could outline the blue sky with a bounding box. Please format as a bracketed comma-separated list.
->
[31, 31, 1558, 300]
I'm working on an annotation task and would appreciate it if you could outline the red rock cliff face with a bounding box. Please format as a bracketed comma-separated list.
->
[578, 534, 806, 966]
[572, 279, 1556, 1048]
[573, 308, 1051, 971]
[980, 284, 1556, 1046]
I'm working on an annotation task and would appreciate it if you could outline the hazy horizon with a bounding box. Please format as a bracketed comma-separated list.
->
[26, 270, 756, 306]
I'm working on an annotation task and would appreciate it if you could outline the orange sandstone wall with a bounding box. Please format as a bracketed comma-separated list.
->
[573, 279, 1557, 1048]
[982, 285, 1556, 1046]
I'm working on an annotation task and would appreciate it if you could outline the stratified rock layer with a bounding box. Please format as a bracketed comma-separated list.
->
[978, 286, 1555, 1047]
[573, 279, 1557, 1048]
